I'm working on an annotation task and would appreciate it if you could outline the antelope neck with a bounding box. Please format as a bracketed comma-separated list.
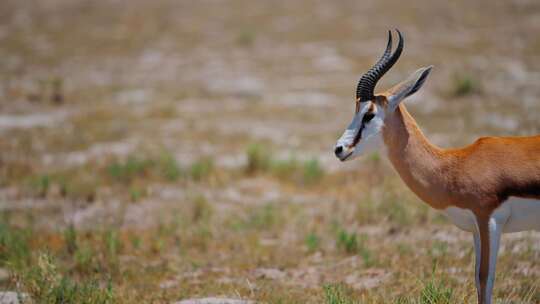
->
[382, 104, 456, 210]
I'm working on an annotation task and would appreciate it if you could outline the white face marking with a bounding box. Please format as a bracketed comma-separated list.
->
[495, 196, 540, 233]
[441, 206, 477, 232]
[334, 101, 386, 161]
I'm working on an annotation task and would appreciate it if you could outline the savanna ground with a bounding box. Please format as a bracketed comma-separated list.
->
[1, 0, 540, 303]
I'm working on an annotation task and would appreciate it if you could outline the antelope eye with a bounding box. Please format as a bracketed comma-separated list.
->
[363, 112, 375, 123]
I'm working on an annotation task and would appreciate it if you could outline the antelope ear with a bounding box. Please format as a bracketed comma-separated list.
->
[386, 66, 432, 110]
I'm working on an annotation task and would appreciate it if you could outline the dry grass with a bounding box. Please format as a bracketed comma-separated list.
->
[1, 0, 540, 303]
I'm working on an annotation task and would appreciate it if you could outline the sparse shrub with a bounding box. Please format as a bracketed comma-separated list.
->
[270, 156, 324, 185]
[395, 277, 454, 304]
[102, 229, 121, 274]
[305, 233, 320, 252]
[74, 245, 95, 274]
[159, 153, 181, 181]
[335, 229, 375, 265]
[17, 252, 115, 303]
[49, 277, 114, 304]
[358, 244, 376, 267]
[103, 230, 121, 259]
[22, 253, 59, 298]
[336, 229, 358, 254]
[245, 143, 271, 174]
[192, 195, 213, 223]
[130, 235, 141, 250]
[107, 156, 153, 183]
[451, 73, 480, 97]
[31, 174, 51, 198]
[105, 152, 184, 185]
[0, 221, 31, 268]
[302, 158, 324, 184]
[419, 278, 454, 304]
[236, 30, 255, 47]
[189, 157, 214, 181]
[247, 203, 277, 230]
[324, 284, 357, 304]
[63, 225, 78, 255]
[129, 186, 146, 202]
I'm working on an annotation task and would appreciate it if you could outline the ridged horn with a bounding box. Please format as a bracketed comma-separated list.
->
[356, 29, 404, 101]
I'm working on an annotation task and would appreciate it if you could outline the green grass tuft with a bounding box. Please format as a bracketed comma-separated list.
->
[29, 174, 51, 198]
[418, 278, 454, 304]
[305, 232, 320, 252]
[107, 156, 153, 183]
[0, 221, 31, 269]
[236, 30, 256, 47]
[451, 73, 480, 97]
[192, 195, 213, 223]
[395, 277, 454, 304]
[323, 284, 358, 304]
[159, 152, 182, 181]
[336, 229, 358, 254]
[246, 143, 271, 174]
[63, 225, 78, 255]
[129, 186, 146, 202]
[302, 158, 324, 184]
[17, 253, 116, 304]
[189, 157, 214, 181]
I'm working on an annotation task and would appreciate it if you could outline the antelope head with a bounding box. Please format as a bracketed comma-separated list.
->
[334, 29, 432, 161]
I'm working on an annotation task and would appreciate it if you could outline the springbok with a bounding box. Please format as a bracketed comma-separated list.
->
[334, 29, 540, 304]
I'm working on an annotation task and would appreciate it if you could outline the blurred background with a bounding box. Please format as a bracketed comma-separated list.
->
[1, 0, 539, 303]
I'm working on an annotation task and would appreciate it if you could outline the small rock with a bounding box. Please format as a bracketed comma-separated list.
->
[174, 298, 253, 304]
[0, 292, 29, 304]
[0, 110, 68, 131]
[159, 279, 179, 289]
[253, 268, 286, 280]
[344, 269, 391, 291]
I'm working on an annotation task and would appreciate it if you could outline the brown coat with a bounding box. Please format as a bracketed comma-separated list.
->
[382, 103, 540, 217]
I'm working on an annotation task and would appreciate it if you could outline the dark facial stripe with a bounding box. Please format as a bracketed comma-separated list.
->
[351, 110, 375, 147]
[352, 122, 365, 147]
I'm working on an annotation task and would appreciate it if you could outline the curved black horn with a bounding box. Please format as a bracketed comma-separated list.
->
[356, 29, 404, 101]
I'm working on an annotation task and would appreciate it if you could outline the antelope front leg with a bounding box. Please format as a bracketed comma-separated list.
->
[475, 216, 504, 304]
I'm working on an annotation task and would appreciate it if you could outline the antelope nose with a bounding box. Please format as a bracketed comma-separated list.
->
[334, 145, 343, 157]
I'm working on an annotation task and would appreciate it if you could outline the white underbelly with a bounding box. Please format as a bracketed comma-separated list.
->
[442, 198, 540, 234]
[441, 206, 477, 232]
[442, 197, 540, 233]
[496, 196, 540, 233]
